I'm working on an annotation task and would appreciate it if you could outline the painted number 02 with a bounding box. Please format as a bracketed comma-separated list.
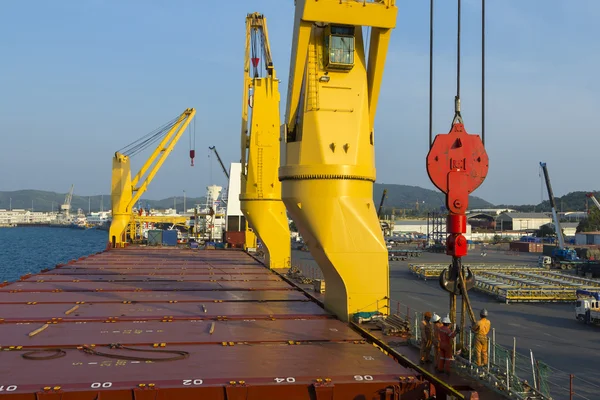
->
[354, 375, 373, 381]
[274, 377, 295, 383]
[0, 386, 17, 392]
[182, 379, 203, 386]
[91, 382, 112, 388]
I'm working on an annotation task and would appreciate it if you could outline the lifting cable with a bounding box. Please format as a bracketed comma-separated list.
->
[117, 114, 182, 157]
[451, 0, 463, 127]
[20, 344, 189, 362]
[428, 0, 434, 147]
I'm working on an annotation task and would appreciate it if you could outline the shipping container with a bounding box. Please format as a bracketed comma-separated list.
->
[510, 241, 543, 253]
[162, 229, 178, 246]
[147, 230, 162, 246]
[226, 231, 245, 248]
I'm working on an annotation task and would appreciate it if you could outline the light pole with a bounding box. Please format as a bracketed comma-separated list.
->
[183, 190, 186, 214]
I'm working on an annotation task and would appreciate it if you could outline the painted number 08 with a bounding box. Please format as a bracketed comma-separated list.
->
[354, 375, 373, 381]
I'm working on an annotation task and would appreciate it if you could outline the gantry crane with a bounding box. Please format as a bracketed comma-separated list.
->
[109, 108, 195, 247]
[208, 146, 229, 179]
[279, 0, 398, 321]
[239, 12, 291, 268]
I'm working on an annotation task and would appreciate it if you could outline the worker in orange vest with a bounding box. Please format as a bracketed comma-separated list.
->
[420, 311, 433, 364]
[437, 316, 459, 374]
[431, 313, 442, 366]
[471, 309, 491, 367]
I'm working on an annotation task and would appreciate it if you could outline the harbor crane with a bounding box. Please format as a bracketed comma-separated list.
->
[208, 146, 229, 179]
[279, 0, 398, 320]
[239, 12, 291, 268]
[109, 108, 195, 247]
[587, 193, 600, 212]
[540, 161, 578, 263]
[60, 184, 74, 218]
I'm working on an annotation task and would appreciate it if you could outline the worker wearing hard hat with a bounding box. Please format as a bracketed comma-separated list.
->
[437, 315, 459, 374]
[431, 313, 442, 366]
[471, 309, 491, 367]
[420, 311, 433, 364]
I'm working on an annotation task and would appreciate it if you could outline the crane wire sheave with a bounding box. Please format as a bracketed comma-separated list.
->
[426, 0, 488, 349]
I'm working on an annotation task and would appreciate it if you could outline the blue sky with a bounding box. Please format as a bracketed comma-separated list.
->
[1, 0, 598, 205]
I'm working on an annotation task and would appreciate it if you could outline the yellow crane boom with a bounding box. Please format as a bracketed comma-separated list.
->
[279, 0, 397, 321]
[239, 12, 291, 268]
[109, 108, 196, 247]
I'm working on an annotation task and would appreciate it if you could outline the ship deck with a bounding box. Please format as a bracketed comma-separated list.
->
[0, 248, 442, 399]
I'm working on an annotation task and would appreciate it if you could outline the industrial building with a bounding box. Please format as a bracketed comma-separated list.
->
[540, 221, 579, 238]
[575, 232, 600, 246]
[0, 209, 57, 225]
[495, 212, 552, 232]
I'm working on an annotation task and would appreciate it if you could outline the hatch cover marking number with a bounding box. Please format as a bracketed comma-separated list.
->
[354, 375, 373, 381]
[274, 377, 296, 383]
[0, 386, 18, 392]
[182, 379, 203, 386]
[91, 382, 112, 388]
[363, 356, 375, 360]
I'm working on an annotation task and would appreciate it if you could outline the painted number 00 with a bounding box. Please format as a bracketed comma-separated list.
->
[274, 377, 295, 383]
[354, 375, 373, 381]
[0, 386, 17, 392]
[182, 379, 203, 386]
[91, 382, 112, 388]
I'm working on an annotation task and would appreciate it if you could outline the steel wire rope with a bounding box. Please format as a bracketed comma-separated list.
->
[80, 344, 189, 362]
[542, 364, 600, 390]
[428, 0, 434, 147]
[481, 0, 485, 145]
[21, 348, 67, 360]
[126, 119, 182, 158]
[451, 0, 463, 126]
[544, 378, 593, 400]
[118, 115, 181, 156]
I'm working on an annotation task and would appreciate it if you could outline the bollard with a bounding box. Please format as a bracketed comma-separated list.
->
[469, 332, 472, 366]
[492, 328, 496, 364]
[570, 374, 574, 400]
[530, 350, 537, 390]
[512, 337, 516, 376]
[506, 358, 510, 392]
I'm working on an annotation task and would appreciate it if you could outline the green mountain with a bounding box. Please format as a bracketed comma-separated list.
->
[0, 187, 493, 213]
[496, 191, 597, 213]
[373, 183, 493, 214]
[0, 190, 206, 212]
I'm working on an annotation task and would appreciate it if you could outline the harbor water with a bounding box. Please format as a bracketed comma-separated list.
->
[0, 227, 107, 282]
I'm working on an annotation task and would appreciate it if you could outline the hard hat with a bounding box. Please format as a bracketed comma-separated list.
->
[424, 311, 432, 318]
[480, 309, 488, 317]
[442, 316, 451, 324]
[431, 313, 441, 322]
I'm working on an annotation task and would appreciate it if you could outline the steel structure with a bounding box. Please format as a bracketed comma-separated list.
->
[280, 0, 398, 321]
[109, 109, 195, 247]
[208, 146, 229, 180]
[239, 13, 291, 269]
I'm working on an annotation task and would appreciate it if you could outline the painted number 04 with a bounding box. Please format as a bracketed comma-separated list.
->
[354, 375, 373, 381]
[0, 386, 17, 392]
[274, 377, 295, 383]
[91, 382, 112, 388]
[182, 379, 203, 386]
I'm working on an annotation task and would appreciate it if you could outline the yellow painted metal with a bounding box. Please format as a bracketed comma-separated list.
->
[239, 12, 290, 268]
[109, 108, 195, 247]
[280, 1, 397, 321]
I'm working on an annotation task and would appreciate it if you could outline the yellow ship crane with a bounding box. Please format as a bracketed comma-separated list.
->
[239, 12, 291, 268]
[109, 108, 196, 247]
[280, 0, 397, 320]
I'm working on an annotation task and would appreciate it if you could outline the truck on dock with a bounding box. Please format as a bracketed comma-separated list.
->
[575, 289, 600, 325]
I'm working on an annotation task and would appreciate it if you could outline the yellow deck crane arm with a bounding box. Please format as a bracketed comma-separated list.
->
[239, 12, 291, 268]
[280, 0, 398, 321]
[109, 108, 196, 247]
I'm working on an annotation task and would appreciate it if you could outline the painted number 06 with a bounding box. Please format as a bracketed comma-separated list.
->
[354, 375, 373, 381]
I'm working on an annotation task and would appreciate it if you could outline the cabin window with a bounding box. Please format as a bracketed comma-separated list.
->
[325, 25, 355, 71]
[576, 300, 582, 307]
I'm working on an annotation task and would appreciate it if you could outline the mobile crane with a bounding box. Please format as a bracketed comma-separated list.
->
[539, 161, 578, 268]
[239, 12, 291, 268]
[109, 108, 195, 247]
[279, 0, 398, 320]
